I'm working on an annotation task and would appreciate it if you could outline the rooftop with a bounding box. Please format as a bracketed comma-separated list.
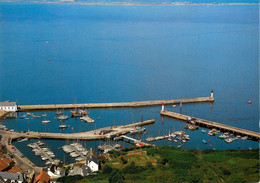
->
[0, 172, 25, 181]
[34, 171, 50, 183]
[0, 102, 17, 106]
[8, 166, 21, 173]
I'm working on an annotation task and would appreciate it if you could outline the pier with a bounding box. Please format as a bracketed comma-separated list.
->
[120, 135, 155, 147]
[33, 143, 54, 163]
[18, 96, 214, 111]
[5, 119, 155, 141]
[160, 110, 260, 140]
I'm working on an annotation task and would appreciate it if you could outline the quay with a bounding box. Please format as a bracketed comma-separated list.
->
[160, 110, 260, 140]
[33, 143, 54, 163]
[6, 119, 155, 141]
[120, 135, 155, 147]
[0, 110, 10, 121]
[18, 96, 214, 111]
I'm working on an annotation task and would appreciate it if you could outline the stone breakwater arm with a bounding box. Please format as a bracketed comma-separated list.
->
[18, 97, 214, 111]
[160, 110, 260, 140]
[11, 119, 155, 140]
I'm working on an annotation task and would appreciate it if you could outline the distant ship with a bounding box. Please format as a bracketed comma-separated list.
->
[247, 97, 252, 104]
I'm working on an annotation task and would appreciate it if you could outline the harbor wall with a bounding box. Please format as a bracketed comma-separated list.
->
[18, 96, 214, 111]
[160, 110, 260, 140]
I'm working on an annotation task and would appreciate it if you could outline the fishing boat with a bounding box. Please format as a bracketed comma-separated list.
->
[247, 97, 252, 104]
[0, 125, 6, 129]
[241, 136, 248, 140]
[18, 138, 28, 143]
[202, 140, 207, 144]
[55, 110, 63, 115]
[98, 144, 112, 151]
[70, 152, 80, 158]
[45, 161, 52, 165]
[20, 114, 27, 119]
[42, 120, 50, 124]
[57, 115, 69, 121]
[36, 141, 44, 146]
[146, 137, 155, 142]
[41, 113, 47, 117]
[172, 105, 177, 108]
[155, 136, 165, 141]
[225, 138, 234, 143]
[130, 126, 145, 134]
[75, 157, 84, 162]
[80, 115, 94, 123]
[113, 144, 122, 149]
[59, 124, 67, 129]
[201, 129, 206, 133]
[218, 134, 227, 139]
[71, 109, 87, 117]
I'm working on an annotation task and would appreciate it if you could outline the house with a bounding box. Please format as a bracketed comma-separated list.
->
[68, 165, 92, 177]
[86, 155, 99, 172]
[8, 167, 21, 173]
[0, 102, 17, 112]
[47, 164, 65, 178]
[82, 165, 92, 176]
[0, 158, 14, 171]
[34, 171, 50, 183]
[0, 172, 27, 183]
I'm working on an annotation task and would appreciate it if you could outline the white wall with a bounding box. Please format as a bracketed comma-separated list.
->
[0, 105, 17, 112]
[87, 161, 99, 172]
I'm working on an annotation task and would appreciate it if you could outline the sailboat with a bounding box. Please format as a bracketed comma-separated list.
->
[59, 123, 67, 129]
[42, 114, 50, 124]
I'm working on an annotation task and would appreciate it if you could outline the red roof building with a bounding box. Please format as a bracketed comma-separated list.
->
[34, 171, 50, 183]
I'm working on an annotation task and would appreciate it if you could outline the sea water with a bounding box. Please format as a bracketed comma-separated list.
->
[0, 3, 259, 166]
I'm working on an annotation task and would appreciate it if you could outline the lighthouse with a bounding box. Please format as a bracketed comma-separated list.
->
[161, 102, 165, 111]
[211, 89, 214, 98]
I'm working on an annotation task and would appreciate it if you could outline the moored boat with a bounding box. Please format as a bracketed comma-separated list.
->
[42, 120, 50, 124]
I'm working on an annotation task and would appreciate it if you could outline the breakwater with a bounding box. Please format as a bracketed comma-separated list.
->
[18, 96, 214, 111]
[8, 119, 155, 141]
[160, 110, 260, 140]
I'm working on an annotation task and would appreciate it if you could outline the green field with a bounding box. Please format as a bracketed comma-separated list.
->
[58, 146, 259, 183]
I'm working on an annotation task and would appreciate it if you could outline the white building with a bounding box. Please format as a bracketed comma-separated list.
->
[86, 155, 99, 172]
[0, 102, 17, 112]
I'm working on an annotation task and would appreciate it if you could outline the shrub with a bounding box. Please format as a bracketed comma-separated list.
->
[109, 169, 124, 183]
[103, 165, 113, 174]
[120, 157, 127, 164]
[146, 162, 154, 170]
[57, 175, 83, 183]
[159, 157, 168, 165]
[122, 162, 146, 174]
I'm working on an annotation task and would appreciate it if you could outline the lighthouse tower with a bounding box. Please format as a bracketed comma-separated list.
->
[161, 102, 165, 111]
[211, 90, 214, 98]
